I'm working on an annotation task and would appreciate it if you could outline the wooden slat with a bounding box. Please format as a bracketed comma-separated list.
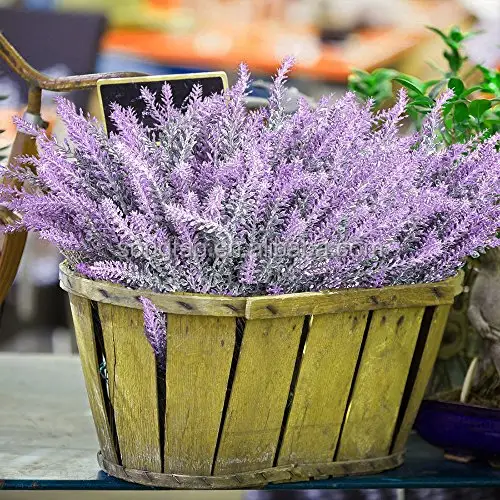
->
[61, 263, 463, 319]
[336, 307, 424, 461]
[392, 305, 452, 453]
[245, 275, 462, 319]
[214, 316, 304, 474]
[165, 314, 235, 475]
[99, 303, 162, 472]
[60, 263, 246, 317]
[69, 293, 119, 463]
[277, 312, 368, 465]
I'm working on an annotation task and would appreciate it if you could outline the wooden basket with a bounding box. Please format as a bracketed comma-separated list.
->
[60, 263, 462, 489]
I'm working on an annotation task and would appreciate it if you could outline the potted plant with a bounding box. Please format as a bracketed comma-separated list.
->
[0, 59, 498, 488]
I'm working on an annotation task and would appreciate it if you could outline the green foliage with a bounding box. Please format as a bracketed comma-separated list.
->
[348, 26, 500, 144]
[347, 68, 399, 106]
[427, 26, 477, 75]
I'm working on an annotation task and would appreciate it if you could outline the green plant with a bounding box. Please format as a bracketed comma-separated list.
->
[348, 26, 500, 144]
[348, 68, 399, 106]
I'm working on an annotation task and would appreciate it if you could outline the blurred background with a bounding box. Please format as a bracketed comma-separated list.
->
[0, 0, 498, 353]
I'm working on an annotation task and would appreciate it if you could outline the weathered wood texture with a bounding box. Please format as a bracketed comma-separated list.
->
[336, 307, 425, 460]
[60, 263, 246, 317]
[69, 293, 119, 464]
[392, 305, 451, 453]
[98, 448, 404, 489]
[165, 314, 235, 475]
[245, 279, 461, 319]
[99, 303, 162, 472]
[60, 263, 463, 318]
[277, 312, 368, 465]
[214, 317, 304, 474]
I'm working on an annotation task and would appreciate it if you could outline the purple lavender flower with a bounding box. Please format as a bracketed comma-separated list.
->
[0, 60, 498, 303]
[139, 297, 166, 371]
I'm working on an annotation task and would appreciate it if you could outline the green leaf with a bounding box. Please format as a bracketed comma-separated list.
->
[454, 102, 469, 122]
[441, 129, 453, 145]
[371, 68, 399, 79]
[478, 66, 500, 96]
[478, 65, 497, 80]
[480, 83, 500, 95]
[407, 106, 423, 126]
[461, 85, 483, 97]
[351, 68, 370, 78]
[0, 95, 7, 102]
[398, 74, 425, 89]
[448, 26, 480, 44]
[410, 96, 434, 108]
[408, 101, 428, 112]
[348, 69, 395, 106]
[481, 105, 500, 130]
[449, 26, 464, 42]
[394, 77, 424, 95]
[428, 80, 447, 100]
[427, 26, 451, 45]
[444, 112, 454, 126]
[448, 77, 465, 97]
[443, 93, 459, 116]
[445, 46, 464, 73]
[469, 99, 491, 120]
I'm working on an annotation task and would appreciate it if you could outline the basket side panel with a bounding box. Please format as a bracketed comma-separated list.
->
[214, 316, 304, 474]
[336, 306, 424, 460]
[99, 303, 162, 472]
[164, 314, 236, 475]
[277, 311, 368, 465]
[392, 304, 451, 452]
[69, 294, 119, 464]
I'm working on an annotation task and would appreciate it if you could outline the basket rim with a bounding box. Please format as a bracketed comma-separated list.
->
[97, 449, 405, 489]
[59, 261, 463, 319]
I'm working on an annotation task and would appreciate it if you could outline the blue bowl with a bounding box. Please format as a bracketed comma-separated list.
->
[415, 399, 500, 461]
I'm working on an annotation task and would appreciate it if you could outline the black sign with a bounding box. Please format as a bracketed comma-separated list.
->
[97, 73, 228, 135]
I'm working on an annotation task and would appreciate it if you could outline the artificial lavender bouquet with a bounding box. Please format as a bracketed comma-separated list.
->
[1, 60, 499, 299]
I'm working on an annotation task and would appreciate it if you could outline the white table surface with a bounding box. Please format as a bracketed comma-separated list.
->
[0, 353, 99, 480]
